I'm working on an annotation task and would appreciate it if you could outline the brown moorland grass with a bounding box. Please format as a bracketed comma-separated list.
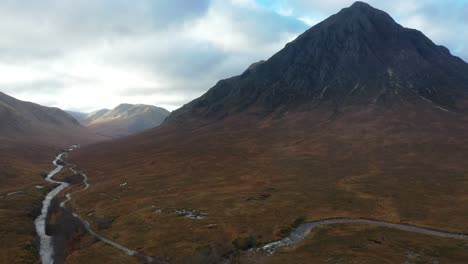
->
[0, 92, 107, 263]
[236, 224, 468, 263]
[0, 134, 104, 263]
[69, 103, 468, 263]
[0, 140, 59, 263]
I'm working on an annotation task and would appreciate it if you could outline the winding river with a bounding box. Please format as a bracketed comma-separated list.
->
[34, 152, 69, 264]
[260, 218, 468, 254]
[34, 147, 153, 264]
[35, 148, 468, 263]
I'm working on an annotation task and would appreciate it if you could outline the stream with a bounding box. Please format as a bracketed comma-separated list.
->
[35, 148, 468, 263]
[34, 152, 69, 264]
[260, 218, 468, 254]
[34, 146, 155, 264]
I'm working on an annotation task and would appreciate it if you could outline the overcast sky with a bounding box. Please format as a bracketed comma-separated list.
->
[1, 0, 467, 112]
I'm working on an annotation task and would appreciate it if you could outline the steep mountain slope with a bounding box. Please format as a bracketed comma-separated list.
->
[0, 91, 103, 145]
[169, 1, 468, 124]
[82, 104, 170, 138]
[69, 2, 468, 263]
[81, 108, 110, 124]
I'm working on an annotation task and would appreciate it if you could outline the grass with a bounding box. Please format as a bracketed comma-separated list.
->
[248, 224, 468, 264]
[0, 140, 59, 263]
[67, 104, 468, 263]
[279, 217, 306, 237]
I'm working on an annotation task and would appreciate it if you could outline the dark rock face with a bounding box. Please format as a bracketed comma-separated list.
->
[169, 1, 468, 123]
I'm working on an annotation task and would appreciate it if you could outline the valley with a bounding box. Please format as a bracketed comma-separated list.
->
[68, 104, 468, 263]
[1, 1, 468, 263]
[0, 92, 105, 263]
[33, 148, 156, 264]
[30, 137, 468, 263]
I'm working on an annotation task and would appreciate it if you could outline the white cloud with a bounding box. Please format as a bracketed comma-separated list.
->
[1, 0, 467, 113]
[0, 0, 307, 112]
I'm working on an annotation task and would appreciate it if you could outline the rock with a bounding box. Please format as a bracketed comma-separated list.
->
[232, 236, 257, 250]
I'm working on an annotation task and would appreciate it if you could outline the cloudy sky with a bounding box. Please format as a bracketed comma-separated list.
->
[1, 0, 467, 112]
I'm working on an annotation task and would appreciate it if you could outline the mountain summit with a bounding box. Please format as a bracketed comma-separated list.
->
[170, 1, 468, 123]
[81, 104, 170, 138]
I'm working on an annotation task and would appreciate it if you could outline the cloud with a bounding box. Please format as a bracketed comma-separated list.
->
[0, 80, 65, 94]
[0, 0, 211, 62]
[1, 0, 467, 113]
[1, 0, 308, 112]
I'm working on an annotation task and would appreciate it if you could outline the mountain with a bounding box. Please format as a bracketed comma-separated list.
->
[66, 111, 88, 122]
[169, 1, 468, 124]
[70, 2, 468, 263]
[0, 91, 106, 263]
[80, 104, 170, 138]
[0, 91, 103, 145]
[81, 108, 110, 124]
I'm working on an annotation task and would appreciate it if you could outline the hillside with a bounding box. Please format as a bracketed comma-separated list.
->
[0, 91, 105, 263]
[0, 91, 104, 145]
[66, 111, 88, 123]
[81, 104, 170, 138]
[80, 108, 110, 124]
[69, 2, 468, 263]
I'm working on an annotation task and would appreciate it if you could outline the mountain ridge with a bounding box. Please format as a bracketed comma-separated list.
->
[81, 103, 170, 138]
[0, 91, 103, 145]
[167, 1, 468, 124]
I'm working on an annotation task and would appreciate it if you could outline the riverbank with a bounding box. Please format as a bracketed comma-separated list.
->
[34, 147, 161, 264]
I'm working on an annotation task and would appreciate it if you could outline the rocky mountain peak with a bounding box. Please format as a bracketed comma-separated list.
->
[168, 2, 468, 123]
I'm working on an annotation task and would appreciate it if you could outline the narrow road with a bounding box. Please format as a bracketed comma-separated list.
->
[60, 163, 141, 258]
[35, 146, 156, 264]
[36, 147, 467, 263]
[261, 218, 468, 253]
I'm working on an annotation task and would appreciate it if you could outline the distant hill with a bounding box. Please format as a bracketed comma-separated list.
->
[81, 104, 170, 138]
[80, 109, 110, 124]
[0, 91, 104, 145]
[66, 111, 88, 122]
